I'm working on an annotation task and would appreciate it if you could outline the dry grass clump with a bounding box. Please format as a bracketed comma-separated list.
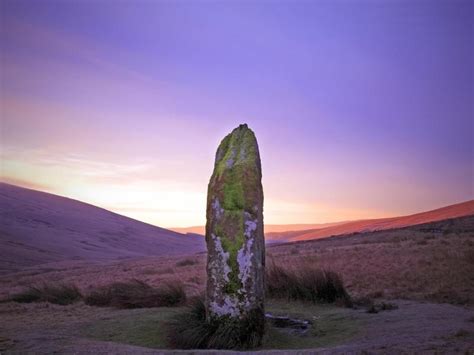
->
[176, 258, 198, 267]
[84, 279, 186, 309]
[266, 262, 351, 306]
[454, 329, 470, 338]
[166, 297, 264, 350]
[10, 283, 82, 305]
[465, 249, 474, 264]
[268, 217, 474, 305]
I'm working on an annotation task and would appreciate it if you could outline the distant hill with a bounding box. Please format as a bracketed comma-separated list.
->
[2, 182, 471, 273]
[171, 222, 347, 238]
[0, 183, 205, 273]
[269, 214, 474, 251]
[284, 200, 474, 242]
[173, 201, 474, 243]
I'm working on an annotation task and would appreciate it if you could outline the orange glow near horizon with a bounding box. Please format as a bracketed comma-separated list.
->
[0, 148, 467, 228]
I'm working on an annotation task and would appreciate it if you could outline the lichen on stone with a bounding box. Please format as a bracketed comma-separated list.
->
[209, 233, 231, 284]
[237, 236, 254, 288]
[206, 124, 265, 323]
[212, 124, 259, 180]
[209, 295, 240, 317]
[238, 215, 258, 289]
[211, 198, 224, 220]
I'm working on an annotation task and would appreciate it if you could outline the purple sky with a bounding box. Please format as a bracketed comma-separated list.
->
[1, 0, 473, 227]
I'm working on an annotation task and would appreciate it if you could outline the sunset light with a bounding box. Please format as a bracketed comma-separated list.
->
[1, 1, 472, 229]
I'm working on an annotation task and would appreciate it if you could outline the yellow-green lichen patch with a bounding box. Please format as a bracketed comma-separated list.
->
[222, 178, 244, 211]
[216, 211, 245, 295]
[213, 125, 259, 180]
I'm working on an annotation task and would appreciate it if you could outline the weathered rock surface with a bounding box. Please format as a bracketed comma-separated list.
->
[205, 124, 265, 327]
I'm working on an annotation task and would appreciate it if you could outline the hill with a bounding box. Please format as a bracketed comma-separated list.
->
[284, 200, 474, 242]
[172, 200, 474, 243]
[171, 222, 347, 237]
[0, 183, 205, 273]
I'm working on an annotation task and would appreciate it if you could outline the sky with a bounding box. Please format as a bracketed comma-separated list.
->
[1, 0, 473, 228]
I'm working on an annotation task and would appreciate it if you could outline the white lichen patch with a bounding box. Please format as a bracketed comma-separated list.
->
[237, 216, 258, 292]
[210, 233, 231, 284]
[244, 219, 257, 238]
[237, 238, 254, 289]
[212, 198, 223, 220]
[210, 295, 241, 317]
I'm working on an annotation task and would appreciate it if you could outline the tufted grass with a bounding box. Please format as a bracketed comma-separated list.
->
[166, 297, 265, 350]
[10, 283, 82, 305]
[266, 263, 352, 306]
[84, 279, 186, 309]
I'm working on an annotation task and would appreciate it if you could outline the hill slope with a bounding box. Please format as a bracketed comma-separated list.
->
[171, 222, 346, 238]
[0, 183, 205, 273]
[173, 201, 474, 243]
[286, 200, 474, 242]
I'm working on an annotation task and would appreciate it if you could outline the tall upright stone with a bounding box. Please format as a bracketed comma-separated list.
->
[205, 124, 265, 341]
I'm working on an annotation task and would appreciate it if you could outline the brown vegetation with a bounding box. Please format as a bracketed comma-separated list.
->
[266, 262, 351, 305]
[10, 283, 82, 305]
[269, 216, 474, 305]
[1, 216, 472, 308]
[84, 280, 186, 308]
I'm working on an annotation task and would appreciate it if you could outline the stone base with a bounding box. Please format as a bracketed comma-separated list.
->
[168, 297, 265, 350]
[207, 306, 266, 348]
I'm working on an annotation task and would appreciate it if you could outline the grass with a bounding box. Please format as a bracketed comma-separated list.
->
[454, 329, 470, 338]
[82, 263, 354, 350]
[267, 216, 474, 305]
[465, 249, 474, 264]
[81, 307, 183, 348]
[263, 300, 363, 349]
[266, 262, 352, 306]
[78, 264, 359, 350]
[166, 297, 265, 350]
[81, 299, 363, 350]
[175, 258, 198, 267]
[6, 216, 472, 308]
[10, 284, 82, 305]
[84, 279, 186, 309]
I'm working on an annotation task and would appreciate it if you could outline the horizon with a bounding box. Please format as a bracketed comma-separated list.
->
[2, 180, 473, 231]
[1, 0, 473, 228]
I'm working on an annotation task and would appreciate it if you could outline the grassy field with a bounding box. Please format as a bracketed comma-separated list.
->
[81, 307, 181, 349]
[80, 301, 364, 350]
[2, 215, 471, 306]
[270, 215, 474, 305]
[263, 300, 363, 349]
[0, 216, 473, 352]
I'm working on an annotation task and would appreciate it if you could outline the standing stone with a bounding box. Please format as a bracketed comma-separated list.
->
[205, 124, 265, 341]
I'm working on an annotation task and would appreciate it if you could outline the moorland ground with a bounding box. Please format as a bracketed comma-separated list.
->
[0, 216, 473, 353]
